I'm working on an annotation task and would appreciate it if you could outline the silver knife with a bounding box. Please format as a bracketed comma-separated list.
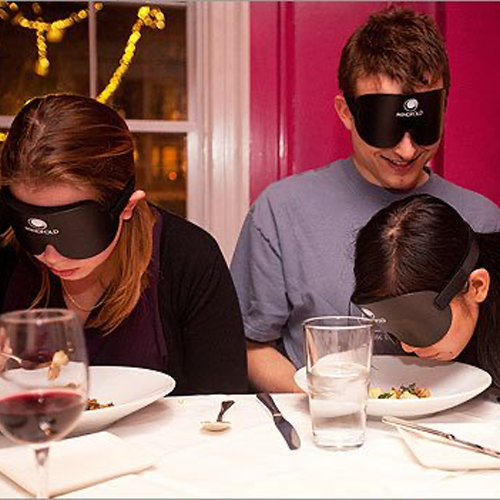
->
[257, 393, 301, 450]
[382, 415, 500, 459]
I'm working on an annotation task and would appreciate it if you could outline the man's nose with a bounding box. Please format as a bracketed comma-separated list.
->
[392, 132, 417, 160]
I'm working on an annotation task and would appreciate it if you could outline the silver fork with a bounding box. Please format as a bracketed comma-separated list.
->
[0, 351, 45, 370]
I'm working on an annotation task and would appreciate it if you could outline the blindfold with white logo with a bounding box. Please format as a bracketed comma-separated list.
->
[346, 88, 447, 149]
[353, 235, 479, 348]
[0, 179, 135, 260]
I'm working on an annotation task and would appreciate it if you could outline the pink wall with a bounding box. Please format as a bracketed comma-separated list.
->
[292, 2, 392, 173]
[250, 3, 387, 201]
[250, 2, 500, 207]
[250, 3, 281, 201]
[441, 3, 500, 206]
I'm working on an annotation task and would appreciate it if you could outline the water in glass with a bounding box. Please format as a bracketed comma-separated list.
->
[308, 360, 370, 449]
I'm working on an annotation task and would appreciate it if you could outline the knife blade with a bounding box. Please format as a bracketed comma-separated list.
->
[382, 415, 500, 459]
[257, 393, 301, 450]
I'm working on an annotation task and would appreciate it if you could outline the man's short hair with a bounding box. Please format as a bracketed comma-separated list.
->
[338, 7, 450, 96]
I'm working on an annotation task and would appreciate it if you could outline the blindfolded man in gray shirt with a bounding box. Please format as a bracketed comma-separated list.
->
[230, 7, 500, 393]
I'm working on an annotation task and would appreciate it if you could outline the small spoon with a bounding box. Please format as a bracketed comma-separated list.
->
[201, 399, 235, 432]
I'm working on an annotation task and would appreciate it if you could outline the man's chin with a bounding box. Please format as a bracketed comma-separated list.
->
[385, 180, 422, 193]
[354, 158, 428, 191]
[383, 169, 429, 192]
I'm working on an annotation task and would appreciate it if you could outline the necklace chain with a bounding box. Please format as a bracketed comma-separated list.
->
[61, 281, 106, 313]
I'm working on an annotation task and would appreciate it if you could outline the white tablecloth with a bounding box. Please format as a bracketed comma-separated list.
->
[0, 391, 499, 498]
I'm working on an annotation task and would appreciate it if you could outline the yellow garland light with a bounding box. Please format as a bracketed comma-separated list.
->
[5, 2, 103, 76]
[97, 6, 165, 104]
[0, 3, 166, 134]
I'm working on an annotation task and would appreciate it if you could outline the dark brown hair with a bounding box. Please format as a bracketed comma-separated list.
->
[338, 7, 450, 96]
[0, 93, 156, 333]
[352, 194, 500, 386]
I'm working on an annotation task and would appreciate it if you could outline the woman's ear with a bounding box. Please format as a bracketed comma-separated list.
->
[121, 190, 146, 221]
[334, 94, 354, 132]
[467, 268, 490, 304]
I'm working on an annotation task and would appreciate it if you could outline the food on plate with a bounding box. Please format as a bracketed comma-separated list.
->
[48, 350, 69, 380]
[369, 383, 431, 399]
[86, 398, 115, 411]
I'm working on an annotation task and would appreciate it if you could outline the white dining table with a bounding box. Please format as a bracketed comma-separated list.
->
[0, 390, 499, 499]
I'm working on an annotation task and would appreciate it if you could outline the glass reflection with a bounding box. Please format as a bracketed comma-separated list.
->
[134, 133, 186, 218]
[97, 4, 187, 120]
[0, 3, 187, 121]
[0, 2, 90, 115]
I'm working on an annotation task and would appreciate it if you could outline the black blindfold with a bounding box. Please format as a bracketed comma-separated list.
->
[354, 236, 479, 348]
[346, 89, 446, 149]
[1, 179, 135, 260]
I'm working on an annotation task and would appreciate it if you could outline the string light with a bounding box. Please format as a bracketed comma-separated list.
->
[5, 2, 103, 76]
[0, 3, 167, 143]
[97, 6, 165, 103]
[31, 3, 42, 16]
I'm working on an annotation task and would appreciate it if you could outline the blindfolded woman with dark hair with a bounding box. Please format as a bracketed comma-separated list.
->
[0, 94, 248, 395]
[352, 194, 500, 387]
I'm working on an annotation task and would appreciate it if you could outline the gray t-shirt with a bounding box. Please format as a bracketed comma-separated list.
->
[230, 158, 500, 368]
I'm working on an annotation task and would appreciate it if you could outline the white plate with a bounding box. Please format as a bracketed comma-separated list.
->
[398, 423, 500, 470]
[294, 355, 491, 417]
[74, 366, 175, 435]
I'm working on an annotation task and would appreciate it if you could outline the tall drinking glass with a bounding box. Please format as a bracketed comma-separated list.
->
[303, 316, 374, 450]
[0, 309, 88, 498]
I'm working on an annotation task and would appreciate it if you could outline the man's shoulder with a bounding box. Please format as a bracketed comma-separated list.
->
[427, 176, 500, 231]
[257, 158, 350, 202]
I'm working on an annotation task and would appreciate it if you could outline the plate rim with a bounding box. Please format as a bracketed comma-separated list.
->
[294, 355, 492, 415]
[82, 366, 175, 416]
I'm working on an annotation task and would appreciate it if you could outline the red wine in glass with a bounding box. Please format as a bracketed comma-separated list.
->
[0, 390, 86, 444]
[0, 308, 88, 499]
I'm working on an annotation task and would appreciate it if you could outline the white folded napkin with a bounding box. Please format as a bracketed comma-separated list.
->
[397, 422, 500, 470]
[0, 432, 156, 497]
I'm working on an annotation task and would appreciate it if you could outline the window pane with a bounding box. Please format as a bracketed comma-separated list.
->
[133, 133, 187, 218]
[0, 2, 89, 115]
[97, 4, 187, 121]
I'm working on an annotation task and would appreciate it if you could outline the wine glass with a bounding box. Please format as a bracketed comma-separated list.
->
[0, 308, 88, 499]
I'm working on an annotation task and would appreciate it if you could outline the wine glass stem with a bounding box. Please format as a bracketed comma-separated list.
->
[34, 446, 50, 499]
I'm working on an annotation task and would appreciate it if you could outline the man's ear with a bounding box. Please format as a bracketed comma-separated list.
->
[334, 94, 354, 132]
[121, 190, 146, 221]
[467, 268, 490, 304]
